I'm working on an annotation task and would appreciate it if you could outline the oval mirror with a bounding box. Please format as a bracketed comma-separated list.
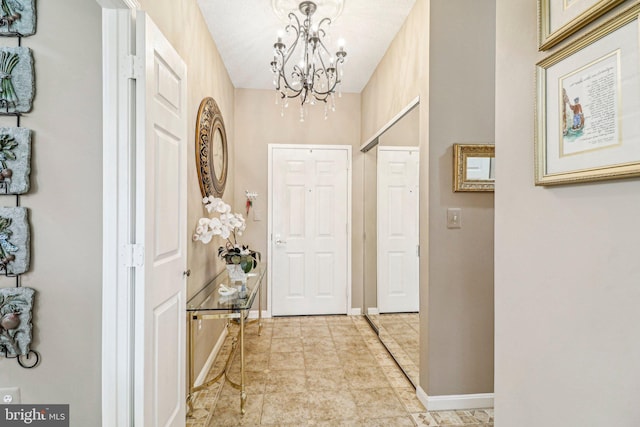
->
[196, 97, 228, 198]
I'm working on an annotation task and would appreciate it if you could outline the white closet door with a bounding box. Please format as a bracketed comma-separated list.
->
[377, 146, 419, 313]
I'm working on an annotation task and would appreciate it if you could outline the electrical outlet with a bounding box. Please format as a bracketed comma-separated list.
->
[0, 387, 20, 404]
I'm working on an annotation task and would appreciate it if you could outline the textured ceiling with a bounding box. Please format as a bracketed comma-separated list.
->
[196, 0, 416, 93]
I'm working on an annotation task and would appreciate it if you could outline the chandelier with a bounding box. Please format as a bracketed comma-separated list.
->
[270, 0, 347, 121]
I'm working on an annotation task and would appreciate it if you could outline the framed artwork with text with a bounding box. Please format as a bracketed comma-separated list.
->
[538, 0, 627, 50]
[536, 4, 640, 185]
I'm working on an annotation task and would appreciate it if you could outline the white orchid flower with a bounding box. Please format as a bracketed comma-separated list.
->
[199, 231, 214, 244]
[234, 213, 245, 225]
[208, 217, 223, 235]
[219, 212, 236, 227]
[193, 198, 256, 265]
[206, 197, 229, 214]
[219, 202, 231, 214]
[235, 214, 247, 232]
[220, 224, 231, 239]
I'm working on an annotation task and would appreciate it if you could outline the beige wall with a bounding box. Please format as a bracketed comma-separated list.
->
[378, 106, 420, 147]
[428, 0, 495, 395]
[360, 0, 431, 388]
[0, 1, 103, 424]
[233, 89, 362, 309]
[495, 0, 640, 424]
[361, 2, 428, 141]
[137, 0, 236, 380]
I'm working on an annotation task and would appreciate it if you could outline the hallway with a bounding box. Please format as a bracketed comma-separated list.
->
[187, 315, 494, 426]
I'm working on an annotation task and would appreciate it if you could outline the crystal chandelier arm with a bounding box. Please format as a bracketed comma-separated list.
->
[272, 13, 304, 97]
[276, 13, 306, 94]
[277, 64, 305, 99]
[315, 38, 335, 64]
[316, 17, 331, 33]
[283, 13, 302, 64]
[310, 75, 336, 103]
[312, 40, 341, 93]
[311, 52, 331, 96]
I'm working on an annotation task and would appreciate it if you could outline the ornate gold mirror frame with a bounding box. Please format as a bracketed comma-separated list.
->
[453, 143, 495, 192]
[196, 97, 228, 198]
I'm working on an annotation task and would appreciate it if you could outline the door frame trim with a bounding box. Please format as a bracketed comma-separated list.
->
[267, 144, 353, 317]
[99, 2, 138, 425]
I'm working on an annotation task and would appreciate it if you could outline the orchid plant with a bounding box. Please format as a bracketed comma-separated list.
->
[193, 197, 259, 271]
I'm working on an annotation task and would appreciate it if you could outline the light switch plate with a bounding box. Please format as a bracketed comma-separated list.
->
[447, 208, 462, 229]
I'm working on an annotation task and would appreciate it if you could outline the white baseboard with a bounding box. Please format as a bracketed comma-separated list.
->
[194, 327, 228, 387]
[349, 307, 362, 316]
[249, 309, 271, 319]
[416, 386, 494, 411]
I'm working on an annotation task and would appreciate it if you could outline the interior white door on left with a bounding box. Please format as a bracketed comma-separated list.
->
[136, 12, 187, 427]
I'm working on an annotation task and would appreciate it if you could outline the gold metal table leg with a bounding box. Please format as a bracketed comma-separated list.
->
[258, 282, 263, 336]
[240, 308, 246, 415]
[187, 314, 196, 416]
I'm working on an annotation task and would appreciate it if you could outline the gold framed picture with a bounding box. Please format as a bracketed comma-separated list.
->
[453, 144, 495, 192]
[538, 0, 626, 50]
[535, 4, 640, 185]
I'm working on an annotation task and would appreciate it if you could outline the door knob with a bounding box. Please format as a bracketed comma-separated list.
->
[275, 239, 287, 245]
[183, 269, 191, 277]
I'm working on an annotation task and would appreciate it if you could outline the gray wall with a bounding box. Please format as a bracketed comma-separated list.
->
[495, 0, 640, 424]
[428, 0, 495, 395]
[0, 0, 103, 424]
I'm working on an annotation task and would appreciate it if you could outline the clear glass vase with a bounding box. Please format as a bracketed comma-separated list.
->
[225, 263, 247, 283]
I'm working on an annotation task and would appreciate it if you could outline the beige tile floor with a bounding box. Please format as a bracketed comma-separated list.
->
[187, 315, 493, 427]
[377, 313, 420, 385]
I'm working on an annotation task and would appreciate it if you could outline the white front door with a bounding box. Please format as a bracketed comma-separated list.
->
[270, 146, 351, 316]
[135, 12, 187, 426]
[377, 146, 419, 313]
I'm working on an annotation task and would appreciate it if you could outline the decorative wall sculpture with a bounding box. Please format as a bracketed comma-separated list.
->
[0, 0, 36, 37]
[0, 0, 38, 369]
[0, 286, 34, 357]
[0, 206, 29, 274]
[0, 127, 30, 194]
[0, 46, 34, 114]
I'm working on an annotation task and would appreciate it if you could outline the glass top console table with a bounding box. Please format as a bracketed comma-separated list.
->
[186, 263, 266, 416]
